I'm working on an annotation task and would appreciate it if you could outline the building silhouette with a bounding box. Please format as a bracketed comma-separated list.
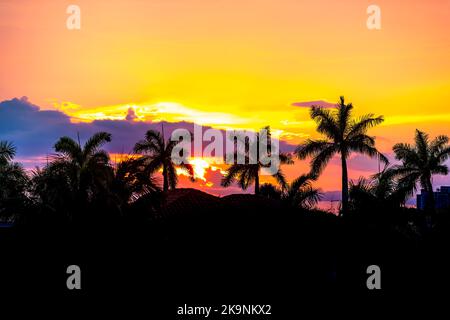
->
[417, 186, 450, 210]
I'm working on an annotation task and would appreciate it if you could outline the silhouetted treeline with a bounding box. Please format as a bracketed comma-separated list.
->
[1, 97, 450, 301]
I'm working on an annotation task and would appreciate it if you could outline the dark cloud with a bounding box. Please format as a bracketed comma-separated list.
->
[0, 97, 297, 167]
[1, 97, 75, 157]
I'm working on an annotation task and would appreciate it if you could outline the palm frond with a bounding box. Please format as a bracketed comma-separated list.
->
[392, 143, 420, 165]
[430, 135, 449, 154]
[0, 141, 16, 165]
[145, 129, 164, 146]
[337, 96, 353, 135]
[310, 106, 339, 140]
[279, 152, 294, 165]
[54, 137, 82, 161]
[221, 164, 244, 187]
[134, 139, 160, 155]
[415, 130, 429, 162]
[295, 139, 333, 159]
[348, 142, 389, 165]
[83, 132, 112, 156]
[431, 164, 449, 175]
[294, 187, 322, 208]
[309, 145, 338, 176]
[436, 146, 450, 163]
[348, 115, 384, 138]
[273, 169, 288, 190]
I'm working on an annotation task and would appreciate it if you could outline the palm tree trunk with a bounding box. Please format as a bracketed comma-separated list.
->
[255, 173, 260, 195]
[341, 155, 349, 216]
[162, 164, 169, 192]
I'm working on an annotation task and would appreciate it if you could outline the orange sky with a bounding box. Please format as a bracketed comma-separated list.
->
[1, 0, 450, 192]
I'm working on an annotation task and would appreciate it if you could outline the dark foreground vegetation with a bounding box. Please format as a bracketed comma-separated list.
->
[1, 97, 450, 310]
[1, 187, 450, 310]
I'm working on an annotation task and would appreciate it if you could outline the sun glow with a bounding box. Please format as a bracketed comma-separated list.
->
[59, 101, 250, 128]
[110, 153, 225, 187]
[52, 100, 315, 144]
[175, 157, 227, 185]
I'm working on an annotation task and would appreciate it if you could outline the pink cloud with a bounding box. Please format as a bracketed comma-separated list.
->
[292, 100, 337, 108]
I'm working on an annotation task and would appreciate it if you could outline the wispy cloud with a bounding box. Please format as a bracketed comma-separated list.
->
[292, 100, 337, 108]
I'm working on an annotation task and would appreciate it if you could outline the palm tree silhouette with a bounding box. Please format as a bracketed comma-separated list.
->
[134, 127, 194, 192]
[0, 141, 16, 166]
[46, 132, 113, 216]
[389, 130, 450, 213]
[259, 174, 321, 209]
[260, 183, 282, 200]
[0, 141, 29, 221]
[283, 174, 322, 209]
[221, 126, 293, 195]
[349, 169, 411, 212]
[111, 157, 161, 213]
[295, 96, 388, 215]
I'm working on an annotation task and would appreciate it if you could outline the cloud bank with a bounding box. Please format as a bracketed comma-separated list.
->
[0, 97, 296, 168]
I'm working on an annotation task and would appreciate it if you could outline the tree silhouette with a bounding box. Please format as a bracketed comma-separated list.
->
[349, 169, 411, 213]
[111, 157, 161, 215]
[260, 183, 282, 200]
[389, 130, 450, 213]
[134, 128, 194, 192]
[295, 96, 388, 215]
[0, 140, 16, 166]
[34, 132, 113, 220]
[221, 127, 293, 195]
[0, 141, 29, 221]
[259, 174, 321, 209]
[283, 174, 322, 209]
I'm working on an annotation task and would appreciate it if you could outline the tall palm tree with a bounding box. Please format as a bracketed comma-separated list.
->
[389, 130, 450, 213]
[221, 126, 293, 195]
[295, 96, 388, 215]
[41, 132, 113, 217]
[134, 127, 194, 192]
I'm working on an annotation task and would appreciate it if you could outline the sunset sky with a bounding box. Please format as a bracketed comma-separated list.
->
[1, 0, 450, 198]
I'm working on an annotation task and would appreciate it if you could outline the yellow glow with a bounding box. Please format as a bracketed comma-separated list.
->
[58, 99, 316, 147]
[187, 158, 210, 182]
[108, 153, 143, 166]
[383, 113, 450, 126]
[63, 100, 283, 129]
[174, 157, 228, 183]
